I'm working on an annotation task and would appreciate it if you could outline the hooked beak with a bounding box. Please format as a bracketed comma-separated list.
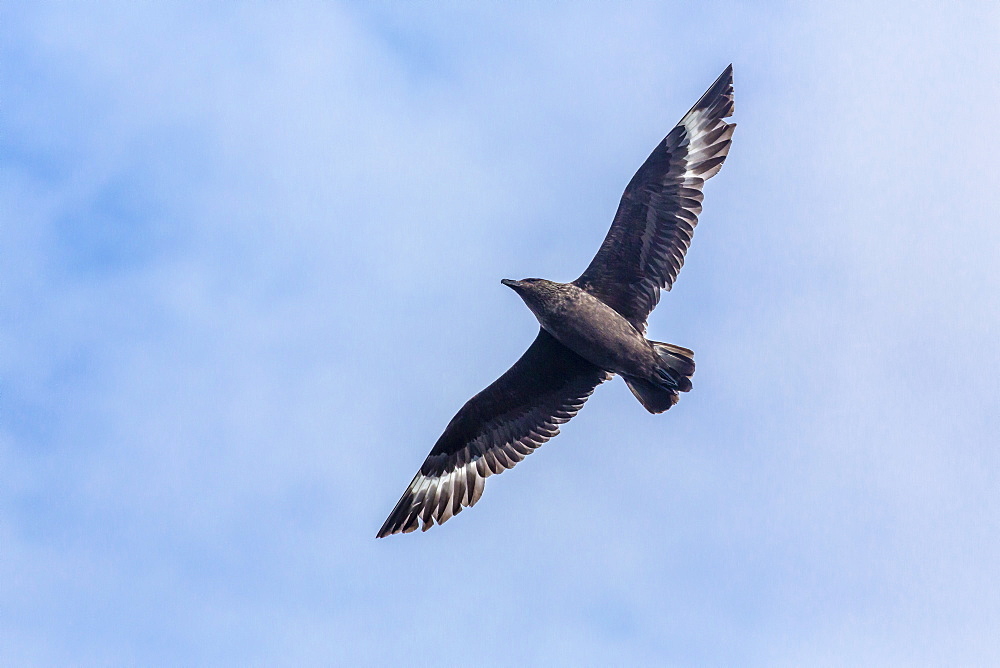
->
[501, 278, 521, 290]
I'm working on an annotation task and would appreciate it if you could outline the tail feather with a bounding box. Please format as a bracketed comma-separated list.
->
[624, 376, 679, 413]
[651, 341, 694, 392]
[624, 341, 695, 414]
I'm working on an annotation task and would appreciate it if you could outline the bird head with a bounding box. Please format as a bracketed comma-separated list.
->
[502, 277, 545, 292]
[501, 278, 563, 311]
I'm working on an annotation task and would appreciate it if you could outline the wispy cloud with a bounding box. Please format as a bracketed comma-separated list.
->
[2, 2, 998, 664]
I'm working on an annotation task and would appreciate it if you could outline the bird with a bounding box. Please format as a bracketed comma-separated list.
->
[377, 65, 736, 537]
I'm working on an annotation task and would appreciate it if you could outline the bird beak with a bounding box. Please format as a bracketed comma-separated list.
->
[501, 279, 520, 289]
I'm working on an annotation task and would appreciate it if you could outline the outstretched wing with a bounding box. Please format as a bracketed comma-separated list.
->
[377, 329, 609, 537]
[574, 65, 736, 331]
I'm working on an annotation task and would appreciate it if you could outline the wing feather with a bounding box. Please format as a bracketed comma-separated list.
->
[574, 65, 736, 331]
[377, 329, 609, 537]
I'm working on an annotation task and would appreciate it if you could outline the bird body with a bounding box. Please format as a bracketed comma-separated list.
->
[502, 278, 659, 379]
[378, 65, 736, 537]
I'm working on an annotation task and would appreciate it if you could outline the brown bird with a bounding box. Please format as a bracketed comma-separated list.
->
[378, 65, 736, 537]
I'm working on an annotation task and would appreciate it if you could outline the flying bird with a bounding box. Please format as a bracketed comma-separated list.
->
[378, 65, 736, 537]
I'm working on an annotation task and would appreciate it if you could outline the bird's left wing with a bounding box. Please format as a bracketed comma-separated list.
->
[574, 65, 735, 331]
[377, 329, 609, 537]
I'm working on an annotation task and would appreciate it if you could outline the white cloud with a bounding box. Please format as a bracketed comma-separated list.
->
[2, 1, 998, 664]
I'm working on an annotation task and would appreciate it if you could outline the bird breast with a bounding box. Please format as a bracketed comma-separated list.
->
[533, 284, 654, 376]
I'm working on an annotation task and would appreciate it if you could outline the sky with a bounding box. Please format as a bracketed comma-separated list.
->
[2, 2, 999, 665]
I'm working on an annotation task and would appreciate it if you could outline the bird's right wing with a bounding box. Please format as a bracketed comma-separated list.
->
[377, 329, 609, 537]
[574, 65, 735, 331]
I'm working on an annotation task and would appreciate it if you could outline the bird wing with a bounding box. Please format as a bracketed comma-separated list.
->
[573, 65, 736, 331]
[377, 329, 609, 537]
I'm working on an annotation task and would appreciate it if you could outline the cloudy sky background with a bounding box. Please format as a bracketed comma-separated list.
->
[3, 2, 999, 665]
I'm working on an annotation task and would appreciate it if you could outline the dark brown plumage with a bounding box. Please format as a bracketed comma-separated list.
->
[378, 65, 735, 537]
[575, 65, 736, 331]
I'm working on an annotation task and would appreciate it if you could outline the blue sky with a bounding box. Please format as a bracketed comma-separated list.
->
[2, 2, 998, 665]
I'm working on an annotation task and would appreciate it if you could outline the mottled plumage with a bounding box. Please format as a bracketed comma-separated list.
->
[378, 65, 735, 537]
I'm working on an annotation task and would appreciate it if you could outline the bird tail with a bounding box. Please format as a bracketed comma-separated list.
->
[623, 342, 695, 414]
